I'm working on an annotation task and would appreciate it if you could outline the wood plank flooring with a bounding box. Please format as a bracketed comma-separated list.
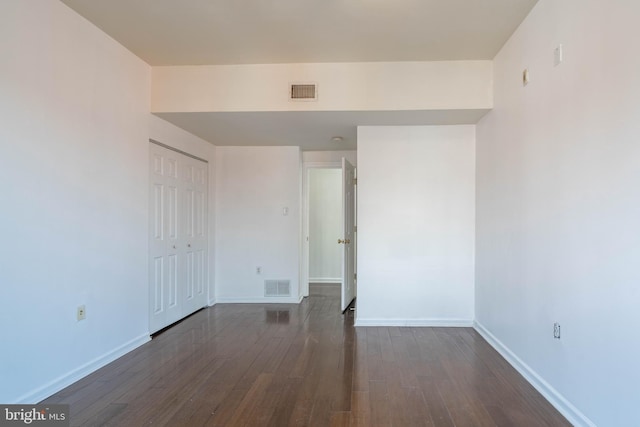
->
[42, 285, 571, 426]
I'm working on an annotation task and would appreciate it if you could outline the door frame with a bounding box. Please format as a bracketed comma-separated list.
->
[301, 161, 341, 298]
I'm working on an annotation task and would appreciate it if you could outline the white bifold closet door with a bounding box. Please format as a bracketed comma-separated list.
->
[149, 142, 208, 334]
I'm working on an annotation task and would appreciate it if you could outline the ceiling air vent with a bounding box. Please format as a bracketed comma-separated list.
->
[290, 83, 317, 101]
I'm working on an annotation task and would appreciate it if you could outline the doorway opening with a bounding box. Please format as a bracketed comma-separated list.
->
[302, 159, 357, 313]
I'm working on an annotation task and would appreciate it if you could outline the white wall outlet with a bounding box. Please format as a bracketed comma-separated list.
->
[256, 266, 262, 274]
[553, 322, 561, 339]
[77, 305, 86, 321]
[554, 44, 564, 66]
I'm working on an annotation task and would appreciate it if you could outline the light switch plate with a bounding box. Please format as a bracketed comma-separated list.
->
[554, 44, 563, 66]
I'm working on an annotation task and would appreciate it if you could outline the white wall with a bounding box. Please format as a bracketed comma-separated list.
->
[0, 0, 151, 403]
[215, 146, 301, 302]
[152, 61, 492, 113]
[475, 1, 640, 426]
[356, 126, 475, 326]
[308, 169, 342, 282]
[149, 115, 217, 305]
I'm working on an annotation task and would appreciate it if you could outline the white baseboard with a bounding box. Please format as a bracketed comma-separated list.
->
[473, 321, 595, 427]
[15, 333, 150, 404]
[208, 298, 216, 306]
[354, 318, 473, 327]
[309, 278, 342, 284]
[215, 295, 304, 304]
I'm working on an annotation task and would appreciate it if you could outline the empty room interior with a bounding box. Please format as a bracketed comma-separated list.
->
[1, 0, 639, 426]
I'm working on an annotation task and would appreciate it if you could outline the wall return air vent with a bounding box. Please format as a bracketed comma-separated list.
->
[264, 280, 291, 297]
[290, 83, 318, 101]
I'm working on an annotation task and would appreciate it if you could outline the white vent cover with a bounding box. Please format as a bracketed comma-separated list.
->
[290, 83, 317, 101]
[264, 280, 291, 297]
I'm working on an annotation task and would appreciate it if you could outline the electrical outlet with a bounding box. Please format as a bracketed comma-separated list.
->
[77, 305, 86, 321]
[256, 266, 262, 275]
[553, 322, 561, 339]
[554, 44, 564, 66]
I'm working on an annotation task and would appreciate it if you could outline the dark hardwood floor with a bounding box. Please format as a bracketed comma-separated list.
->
[43, 284, 571, 426]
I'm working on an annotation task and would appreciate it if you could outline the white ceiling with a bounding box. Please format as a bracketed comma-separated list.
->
[155, 109, 490, 150]
[61, 0, 538, 66]
[61, 0, 536, 150]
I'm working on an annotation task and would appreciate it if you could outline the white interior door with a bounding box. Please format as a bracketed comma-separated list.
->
[181, 157, 208, 316]
[340, 158, 356, 312]
[149, 144, 182, 332]
[149, 143, 208, 334]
